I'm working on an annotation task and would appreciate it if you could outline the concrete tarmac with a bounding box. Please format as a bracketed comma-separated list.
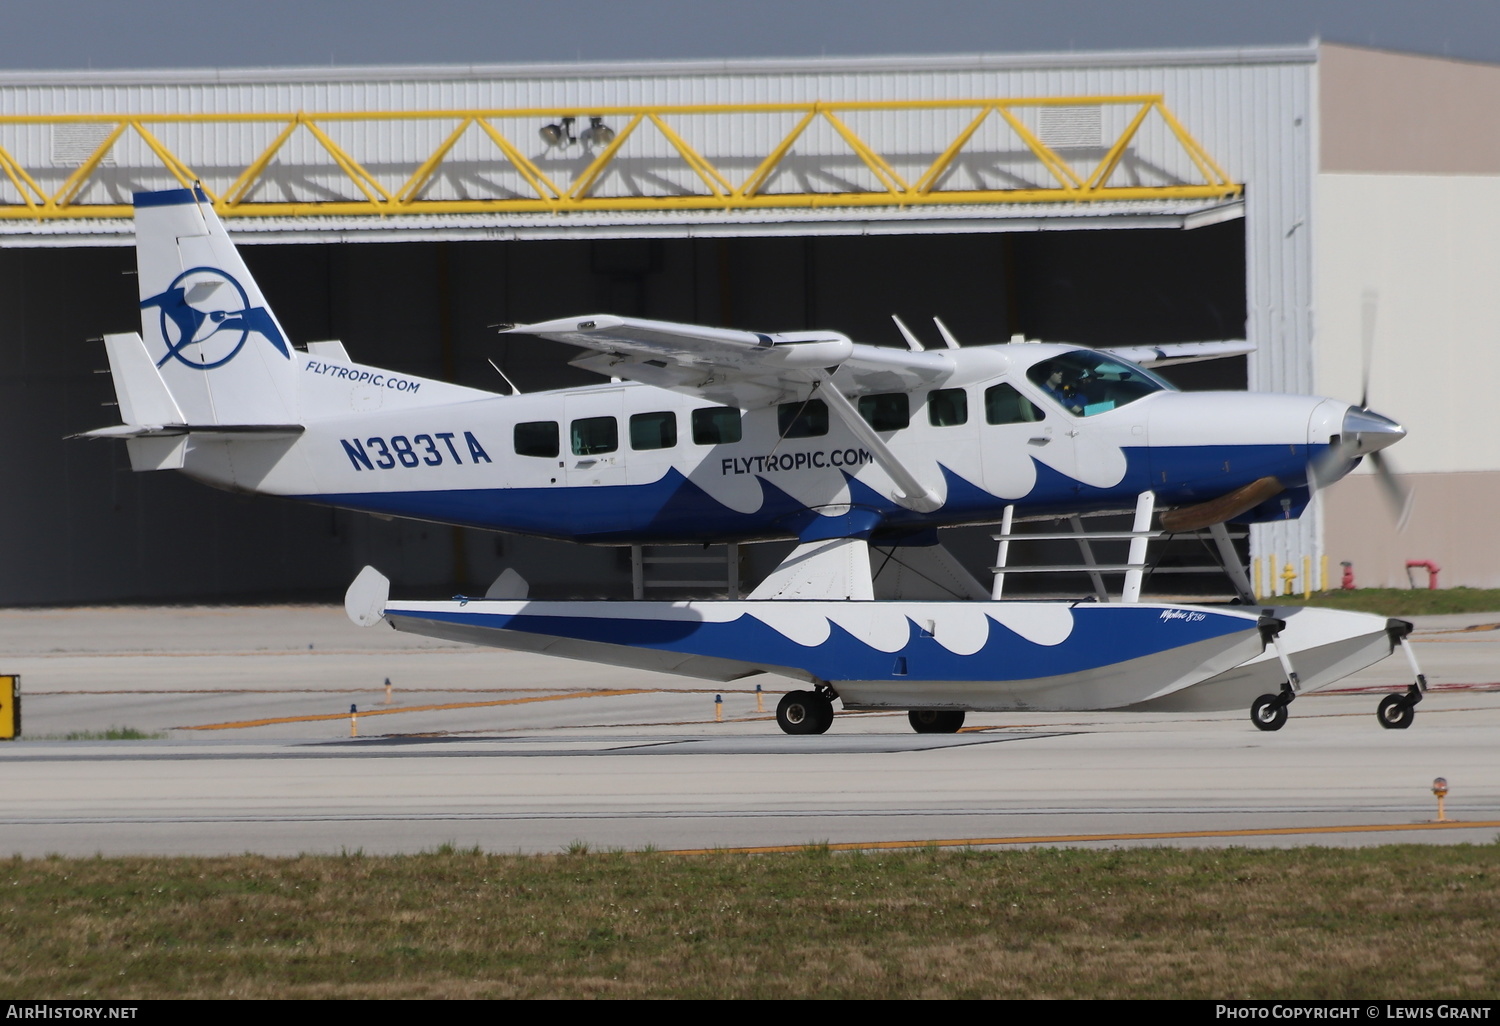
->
[2, 604, 1498, 857]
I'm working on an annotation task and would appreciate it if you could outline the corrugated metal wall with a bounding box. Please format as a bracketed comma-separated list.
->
[1, 50, 1295, 236]
[0, 48, 1323, 599]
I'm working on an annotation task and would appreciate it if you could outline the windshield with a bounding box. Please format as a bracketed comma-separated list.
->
[1025, 351, 1175, 417]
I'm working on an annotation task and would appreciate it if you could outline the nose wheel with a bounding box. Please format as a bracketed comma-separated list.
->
[1377, 684, 1422, 729]
[1249, 683, 1295, 732]
[776, 689, 835, 735]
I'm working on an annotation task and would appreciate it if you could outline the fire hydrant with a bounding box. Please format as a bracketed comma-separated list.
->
[1340, 561, 1355, 590]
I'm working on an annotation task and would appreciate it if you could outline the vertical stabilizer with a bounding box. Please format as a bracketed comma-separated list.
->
[134, 188, 299, 426]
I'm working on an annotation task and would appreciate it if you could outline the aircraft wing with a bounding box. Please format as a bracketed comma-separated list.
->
[503, 315, 954, 408]
[1099, 340, 1254, 368]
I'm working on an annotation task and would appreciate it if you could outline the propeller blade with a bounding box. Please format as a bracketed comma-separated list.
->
[1367, 449, 1414, 531]
[1359, 290, 1378, 409]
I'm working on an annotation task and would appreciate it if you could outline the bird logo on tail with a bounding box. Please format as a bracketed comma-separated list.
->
[141, 267, 289, 370]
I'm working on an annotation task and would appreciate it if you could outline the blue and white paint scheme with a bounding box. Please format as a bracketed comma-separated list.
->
[80, 187, 1425, 734]
[83, 187, 1404, 547]
[345, 564, 1272, 713]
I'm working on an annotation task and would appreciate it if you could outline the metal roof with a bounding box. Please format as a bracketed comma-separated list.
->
[0, 44, 1320, 87]
[0, 46, 1313, 243]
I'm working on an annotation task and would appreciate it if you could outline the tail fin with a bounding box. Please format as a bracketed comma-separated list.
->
[134, 187, 299, 426]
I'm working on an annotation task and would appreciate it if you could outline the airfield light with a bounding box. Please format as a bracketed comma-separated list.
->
[1433, 777, 1449, 822]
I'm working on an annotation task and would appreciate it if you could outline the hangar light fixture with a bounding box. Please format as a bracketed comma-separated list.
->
[540, 115, 616, 149]
[579, 116, 615, 149]
[538, 116, 576, 147]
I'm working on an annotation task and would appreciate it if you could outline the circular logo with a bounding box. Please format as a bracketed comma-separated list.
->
[152, 266, 254, 370]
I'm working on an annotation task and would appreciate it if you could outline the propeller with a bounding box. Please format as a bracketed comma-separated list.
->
[1366, 447, 1413, 530]
[1309, 291, 1413, 529]
[1359, 289, 1377, 409]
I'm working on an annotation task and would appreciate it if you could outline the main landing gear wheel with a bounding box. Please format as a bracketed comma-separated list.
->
[1250, 693, 1289, 732]
[777, 690, 834, 735]
[908, 709, 965, 734]
[1377, 692, 1416, 730]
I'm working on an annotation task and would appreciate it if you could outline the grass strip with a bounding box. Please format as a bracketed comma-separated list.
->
[29, 727, 167, 741]
[3, 843, 1499, 999]
[1271, 588, 1500, 617]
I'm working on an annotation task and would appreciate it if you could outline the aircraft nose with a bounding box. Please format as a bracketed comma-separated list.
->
[1342, 406, 1405, 456]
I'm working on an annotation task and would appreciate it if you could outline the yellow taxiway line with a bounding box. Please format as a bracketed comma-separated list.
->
[663, 819, 1500, 855]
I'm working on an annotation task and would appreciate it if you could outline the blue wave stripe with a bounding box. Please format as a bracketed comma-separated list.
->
[390, 604, 1255, 683]
[295, 443, 1320, 543]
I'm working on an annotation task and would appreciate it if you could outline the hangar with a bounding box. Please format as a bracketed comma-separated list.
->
[0, 42, 1485, 603]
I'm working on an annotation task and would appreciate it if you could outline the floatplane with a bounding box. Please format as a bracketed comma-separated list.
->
[80, 187, 1427, 734]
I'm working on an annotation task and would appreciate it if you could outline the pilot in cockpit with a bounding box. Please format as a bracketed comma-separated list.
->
[1044, 367, 1091, 415]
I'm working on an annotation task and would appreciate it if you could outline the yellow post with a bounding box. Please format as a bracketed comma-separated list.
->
[0, 674, 18, 740]
[384, 677, 393, 705]
[349, 703, 358, 738]
[1303, 556, 1312, 599]
[1433, 777, 1449, 822]
[1320, 554, 1329, 593]
[714, 694, 723, 723]
[755, 684, 765, 713]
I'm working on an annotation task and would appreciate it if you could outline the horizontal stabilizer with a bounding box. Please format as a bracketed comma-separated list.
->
[73, 423, 304, 440]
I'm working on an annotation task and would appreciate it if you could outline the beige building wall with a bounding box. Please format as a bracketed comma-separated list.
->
[1316, 45, 1500, 587]
[1322, 43, 1500, 175]
[1322, 472, 1500, 590]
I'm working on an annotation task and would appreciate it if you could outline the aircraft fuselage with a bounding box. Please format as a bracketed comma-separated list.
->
[174, 343, 1350, 545]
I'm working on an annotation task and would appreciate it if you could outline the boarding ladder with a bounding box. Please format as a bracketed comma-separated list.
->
[989, 493, 1255, 604]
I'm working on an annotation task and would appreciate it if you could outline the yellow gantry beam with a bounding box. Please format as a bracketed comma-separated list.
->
[0, 96, 1241, 221]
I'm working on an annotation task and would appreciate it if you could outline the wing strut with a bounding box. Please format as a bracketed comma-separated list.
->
[814, 377, 943, 513]
[1209, 521, 1257, 604]
[1120, 491, 1156, 604]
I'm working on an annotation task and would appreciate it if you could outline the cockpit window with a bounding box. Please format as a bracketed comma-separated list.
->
[1025, 351, 1175, 417]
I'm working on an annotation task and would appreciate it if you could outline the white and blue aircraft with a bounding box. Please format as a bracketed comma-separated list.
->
[81, 186, 1427, 735]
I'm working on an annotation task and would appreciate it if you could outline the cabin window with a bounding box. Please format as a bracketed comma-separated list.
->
[629, 411, 677, 450]
[778, 399, 829, 438]
[858, 392, 910, 431]
[1026, 351, 1174, 417]
[514, 421, 559, 458]
[691, 406, 742, 445]
[927, 388, 968, 427]
[985, 383, 1043, 425]
[570, 416, 618, 456]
